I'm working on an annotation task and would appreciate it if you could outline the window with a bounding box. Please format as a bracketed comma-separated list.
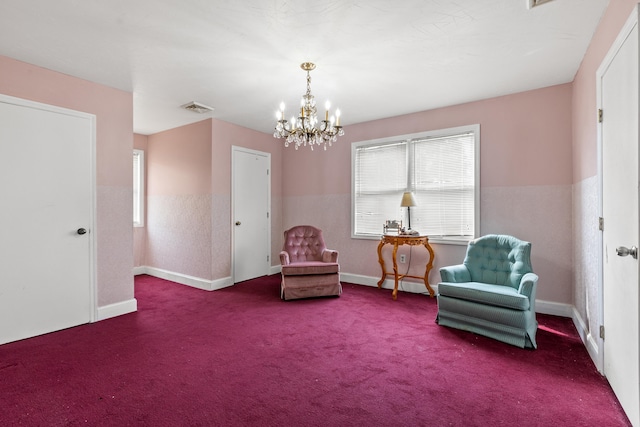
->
[133, 149, 145, 227]
[352, 125, 479, 243]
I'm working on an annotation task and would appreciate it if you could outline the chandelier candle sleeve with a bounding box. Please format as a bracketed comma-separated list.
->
[273, 62, 345, 150]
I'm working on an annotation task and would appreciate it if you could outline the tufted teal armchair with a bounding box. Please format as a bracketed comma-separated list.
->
[279, 225, 341, 300]
[436, 234, 539, 348]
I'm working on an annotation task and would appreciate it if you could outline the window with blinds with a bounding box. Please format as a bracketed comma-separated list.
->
[133, 149, 145, 227]
[351, 125, 479, 242]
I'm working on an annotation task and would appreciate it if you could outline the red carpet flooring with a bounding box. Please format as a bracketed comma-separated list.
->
[0, 274, 631, 426]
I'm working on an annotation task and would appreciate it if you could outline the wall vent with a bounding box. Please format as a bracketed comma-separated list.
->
[181, 101, 214, 114]
[527, 0, 555, 9]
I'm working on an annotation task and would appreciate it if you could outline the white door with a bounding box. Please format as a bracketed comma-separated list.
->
[600, 10, 640, 427]
[0, 95, 95, 345]
[232, 146, 270, 283]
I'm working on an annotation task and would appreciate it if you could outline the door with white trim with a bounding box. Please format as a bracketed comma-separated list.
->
[0, 95, 95, 345]
[600, 8, 640, 426]
[232, 146, 270, 283]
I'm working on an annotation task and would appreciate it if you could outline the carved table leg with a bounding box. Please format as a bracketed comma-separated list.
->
[392, 242, 399, 300]
[423, 241, 435, 297]
[376, 239, 386, 288]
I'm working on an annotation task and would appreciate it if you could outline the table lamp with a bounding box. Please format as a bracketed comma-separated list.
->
[400, 192, 417, 232]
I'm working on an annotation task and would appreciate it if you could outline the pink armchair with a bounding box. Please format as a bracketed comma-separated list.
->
[279, 225, 341, 300]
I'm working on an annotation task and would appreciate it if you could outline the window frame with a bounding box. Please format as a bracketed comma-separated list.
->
[133, 149, 145, 228]
[351, 124, 480, 245]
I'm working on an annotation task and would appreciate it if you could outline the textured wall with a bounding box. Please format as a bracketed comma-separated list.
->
[146, 194, 213, 279]
[572, 176, 600, 341]
[146, 120, 212, 280]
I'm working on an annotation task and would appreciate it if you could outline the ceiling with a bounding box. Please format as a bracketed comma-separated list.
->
[0, 0, 609, 135]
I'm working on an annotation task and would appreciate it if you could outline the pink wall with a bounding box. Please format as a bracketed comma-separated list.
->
[145, 120, 213, 279]
[572, 0, 638, 182]
[0, 55, 134, 308]
[284, 84, 573, 197]
[147, 120, 212, 196]
[143, 118, 283, 280]
[282, 83, 574, 304]
[211, 118, 282, 196]
[569, 0, 639, 366]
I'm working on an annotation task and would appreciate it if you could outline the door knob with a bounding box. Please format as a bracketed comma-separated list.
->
[77, 228, 87, 235]
[616, 246, 638, 259]
[235, 221, 241, 226]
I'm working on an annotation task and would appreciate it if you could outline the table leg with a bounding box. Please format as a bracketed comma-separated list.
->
[376, 240, 386, 288]
[392, 242, 399, 300]
[423, 241, 435, 297]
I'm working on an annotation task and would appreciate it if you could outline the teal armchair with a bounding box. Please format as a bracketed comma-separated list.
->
[436, 234, 539, 349]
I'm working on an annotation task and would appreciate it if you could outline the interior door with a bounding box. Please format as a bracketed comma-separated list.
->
[601, 13, 640, 427]
[232, 146, 270, 283]
[0, 95, 95, 345]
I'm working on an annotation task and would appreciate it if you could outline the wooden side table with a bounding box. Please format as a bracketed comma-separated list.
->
[376, 234, 435, 300]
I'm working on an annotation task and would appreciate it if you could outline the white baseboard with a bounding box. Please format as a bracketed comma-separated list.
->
[270, 265, 282, 275]
[535, 299, 573, 317]
[340, 273, 575, 318]
[339, 272, 436, 296]
[572, 306, 602, 372]
[133, 266, 146, 276]
[96, 298, 137, 321]
[136, 266, 233, 291]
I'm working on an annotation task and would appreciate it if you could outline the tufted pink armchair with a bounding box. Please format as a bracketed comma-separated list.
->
[279, 225, 341, 300]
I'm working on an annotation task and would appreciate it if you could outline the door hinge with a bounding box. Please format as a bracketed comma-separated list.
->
[267, 255, 270, 262]
[600, 325, 605, 340]
[267, 212, 269, 218]
[598, 108, 603, 123]
[599, 217, 604, 231]
[267, 169, 270, 175]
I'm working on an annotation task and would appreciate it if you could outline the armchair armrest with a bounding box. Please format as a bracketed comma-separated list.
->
[439, 264, 471, 283]
[279, 251, 290, 266]
[518, 272, 539, 301]
[322, 249, 339, 263]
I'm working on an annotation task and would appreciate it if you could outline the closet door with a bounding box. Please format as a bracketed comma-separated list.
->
[599, 7, 640, 426]
[0, 95, 95, 345]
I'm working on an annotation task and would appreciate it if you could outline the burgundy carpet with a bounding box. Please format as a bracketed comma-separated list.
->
[0, 274, 630, 426]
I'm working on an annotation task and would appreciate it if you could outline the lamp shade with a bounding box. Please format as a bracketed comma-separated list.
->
[400, 192, 417, 207]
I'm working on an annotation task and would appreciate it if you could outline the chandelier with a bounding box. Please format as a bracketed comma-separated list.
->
[273, 62, 344, 150]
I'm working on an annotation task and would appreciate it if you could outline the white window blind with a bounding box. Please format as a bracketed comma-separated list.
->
[354, 141, 407, 235]
[133, 149, 144, 227]
[352, 125, 479, 242]
[412, 133, 475, 238]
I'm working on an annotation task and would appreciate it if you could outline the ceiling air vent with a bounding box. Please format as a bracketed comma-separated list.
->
[181, 101, 214, 114]
[527, 0, 555, 9]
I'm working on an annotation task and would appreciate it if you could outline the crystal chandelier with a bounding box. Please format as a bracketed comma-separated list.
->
[273, 62, 344, 150]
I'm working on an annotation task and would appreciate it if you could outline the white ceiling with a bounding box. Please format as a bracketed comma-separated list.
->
[0, 0, 609, 135]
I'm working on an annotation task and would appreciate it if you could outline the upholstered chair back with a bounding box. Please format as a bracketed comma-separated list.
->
[463, 234, 533, 289]
[282, 225, 327, 263]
